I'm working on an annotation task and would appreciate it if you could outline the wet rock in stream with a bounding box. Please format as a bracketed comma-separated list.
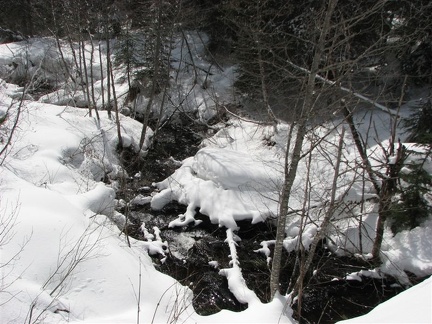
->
[126, 201, 406, 322]
[120, 189, 408, 322]
[157, 235, 247, 315]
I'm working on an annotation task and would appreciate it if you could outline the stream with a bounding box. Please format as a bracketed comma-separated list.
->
[115, 116, 408, 323]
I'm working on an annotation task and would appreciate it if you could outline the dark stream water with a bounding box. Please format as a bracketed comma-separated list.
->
[116, 117, 410, 323]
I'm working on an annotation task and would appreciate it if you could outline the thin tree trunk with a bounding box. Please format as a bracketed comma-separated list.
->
[292, 127, 345, 320]
[180, 29, 197, 84]
[138, 0, 163, 151]
[109, 59, 123, 150]
[253, 4, 278, 127]
[342, 103, 381, 194]
[152, 25, 176, 143]
[287, 141, 313, 298]
[51, 28, 76, 84]
[99, 42, 105, 113]
[106, 25, 112, 119]
[87, 32, 99, 121]
[67, 35, 88, 110]
[270, 122, 306, 298]
[81, 39, 93, 117]
[343, 101, 404, 261]
[371, 140, 404, 260]
[257, 49, 278, 128]
[343, 103, 384, 259]
[269, 0, 339, 299]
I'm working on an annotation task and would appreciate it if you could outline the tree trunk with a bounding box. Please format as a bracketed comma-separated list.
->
[81, 39, 93, 118]
[292, 127, 345, 320]
[106, 22, 112, 119]
[269, 0, 339, 299]
[342, 104, 381, 194]
[109, 59, 123, 150]
[269, 122, 305, 298]
[138, 0, 163, 151]
[99, 42, 105, 113]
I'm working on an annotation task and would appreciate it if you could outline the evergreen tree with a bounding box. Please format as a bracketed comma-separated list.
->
[405, 99, 432, 144]
[387, 153, 432, 234]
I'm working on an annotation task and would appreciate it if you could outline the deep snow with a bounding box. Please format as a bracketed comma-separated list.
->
[0, 34, 431, 323]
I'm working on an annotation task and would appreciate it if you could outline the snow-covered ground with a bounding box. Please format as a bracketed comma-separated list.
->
[0, 80, 293, 323]
[338, 276, 432, 323]
[0, 35, 431, 323]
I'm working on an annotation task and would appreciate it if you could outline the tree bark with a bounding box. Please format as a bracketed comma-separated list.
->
[292, 127, 345, 319]
[269, 0, 339, 299]
[269, 122, 305, 298]
[138, 0, 163, 151]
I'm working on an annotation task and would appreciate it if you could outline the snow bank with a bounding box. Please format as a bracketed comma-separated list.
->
[0, 88, 186, 323]
[169, 31, 237, 122]
[2, 29, 431, 323]
[151, 120, 283, 229]
[0, 38, 68, 89]
[152, 110, 432, 287]
[0, 80, 295, 323]
[337, 276, 432, 323]
[380, 219, 432, 285]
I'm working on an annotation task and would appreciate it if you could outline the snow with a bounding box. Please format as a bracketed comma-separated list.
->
[151, 121, 283, 230]
[130, 194, 152, 206]
[337, 276, 432, 323]
[0, 88, 185, 323]
[149, 106, 432, 322]
[0, 37, 293, 323]
[149, 105, 432, 322]
[1, 33, 431, 324]
[0, 82, 293, 323]
[380, 219, 432, 285]
[219, 228, 261, 305]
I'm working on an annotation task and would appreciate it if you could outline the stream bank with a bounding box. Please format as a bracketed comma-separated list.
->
[115, 118, 409, 323]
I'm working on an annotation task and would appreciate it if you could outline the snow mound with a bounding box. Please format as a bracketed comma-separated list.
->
[151, 143, 281, 229]
[0, 80, 295, 323]
[338, 276, 432, 323]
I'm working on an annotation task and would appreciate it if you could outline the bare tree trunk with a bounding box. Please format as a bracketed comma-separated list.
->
[180, 29, 198, 84]
[87, 32, 99, 121]
[378, 136, 399, 256]
[0, 90, 26, 164]
[106, 24, 112, 119]
[359, 168, 366, 255]
[49, 17, 76, 85]
[151, 22, 176, 143]
[81, 39, 93, 118]
[342, 103, 381, 194]
[342, 101, 405, 261]
[138, 83, 156, 152]
[138, 0, 163, 151]
[66, 35, 89, 112]
[109, 59, 123, 150]
[292, 127, 345, 320]
[343, 103, 384, 260]
[99, 41, 105, 113]
[371, 140, 404, 260]
[287, 140, 313, 297]
[269, 0, 339, 299]
[255, 32, 278, 127]
[269, 122, 306, 298]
